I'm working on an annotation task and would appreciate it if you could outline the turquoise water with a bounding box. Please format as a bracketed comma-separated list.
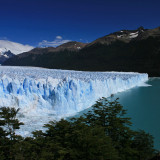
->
[75, 78, 160, 150]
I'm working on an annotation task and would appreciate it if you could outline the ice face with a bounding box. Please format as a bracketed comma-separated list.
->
[0, 66, 148, 136]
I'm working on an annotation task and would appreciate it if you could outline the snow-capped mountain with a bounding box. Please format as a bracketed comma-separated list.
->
[0, 40, 34, 55]
[87, 26, 147, 46]
[0, 40, 34, 64]
[0, 66, 148, 136]
[0, 50, 15, 64]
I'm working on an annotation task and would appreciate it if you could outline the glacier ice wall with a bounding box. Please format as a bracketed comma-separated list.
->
[0, 66, 148, 135]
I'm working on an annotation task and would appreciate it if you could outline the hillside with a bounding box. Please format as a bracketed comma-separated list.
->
[3, 26, 160, 76]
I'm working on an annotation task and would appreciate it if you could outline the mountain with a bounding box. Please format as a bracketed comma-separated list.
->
[55, 41, 87, 51]
[87, 26, 146, 46]
[0, 40, 34, 55]
[0, 40, 34, 63]
[17, 41, 87, 58]
[0, 50, 15, 64]
[3, 26, 160, 76]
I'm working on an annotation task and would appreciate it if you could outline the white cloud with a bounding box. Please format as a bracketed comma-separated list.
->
[39, 36, 71, 47]
[56, 36, 62, 40]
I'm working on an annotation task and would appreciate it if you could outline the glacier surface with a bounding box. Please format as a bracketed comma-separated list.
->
[0, 66, 148, 136]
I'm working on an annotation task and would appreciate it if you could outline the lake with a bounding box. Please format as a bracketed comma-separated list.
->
[75, 78, 160, 150]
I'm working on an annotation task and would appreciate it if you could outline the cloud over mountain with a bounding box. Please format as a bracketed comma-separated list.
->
[38, 36, 71, 47]
[0, 40, 34, 55]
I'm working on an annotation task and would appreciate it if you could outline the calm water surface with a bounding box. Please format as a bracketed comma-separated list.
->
[75, 78, 160, 150]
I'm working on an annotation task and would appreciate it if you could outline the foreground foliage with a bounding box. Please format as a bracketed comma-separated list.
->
[0, 98, 156, 160]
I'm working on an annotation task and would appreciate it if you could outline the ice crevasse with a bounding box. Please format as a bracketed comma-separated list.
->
[0, 66, 148, 135]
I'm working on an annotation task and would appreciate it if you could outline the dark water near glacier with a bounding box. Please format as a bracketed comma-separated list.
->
[75, 78, 160, 150]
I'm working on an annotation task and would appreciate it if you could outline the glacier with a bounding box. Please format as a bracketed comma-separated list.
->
[0, 66, 148, 136]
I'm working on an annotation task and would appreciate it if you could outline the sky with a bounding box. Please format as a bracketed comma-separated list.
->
[0, 0, 160, 47]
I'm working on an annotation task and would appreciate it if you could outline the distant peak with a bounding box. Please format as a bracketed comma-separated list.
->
[137, 26, 145, 31]
[0, 40, 34, 55]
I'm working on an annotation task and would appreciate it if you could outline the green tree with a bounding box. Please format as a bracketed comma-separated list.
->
[0, 107, 24, 141]
[0, 107, 24, 159]
[81, 97, 156, 159]
[132, 130, 155, 160]
[43, 119, 119, 160]
[83, 98, 134, 157]
[0, 99, 156, 160]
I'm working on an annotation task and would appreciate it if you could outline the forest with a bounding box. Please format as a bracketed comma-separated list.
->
[0, 97, 157, 160]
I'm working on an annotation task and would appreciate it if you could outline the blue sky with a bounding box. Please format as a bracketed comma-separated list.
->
[0, 0, 160, 47]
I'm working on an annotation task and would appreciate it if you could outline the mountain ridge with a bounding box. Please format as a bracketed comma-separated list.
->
[3, 26, 160, 76]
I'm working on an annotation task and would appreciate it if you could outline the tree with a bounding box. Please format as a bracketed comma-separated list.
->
[132, 130, 155, 160]
[0, 107, 24, 159]
[82, 97, 154, 159]
[0, 107, 24, 141]
[43, 119, 119, 160]
[0, 98, 156, 160]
